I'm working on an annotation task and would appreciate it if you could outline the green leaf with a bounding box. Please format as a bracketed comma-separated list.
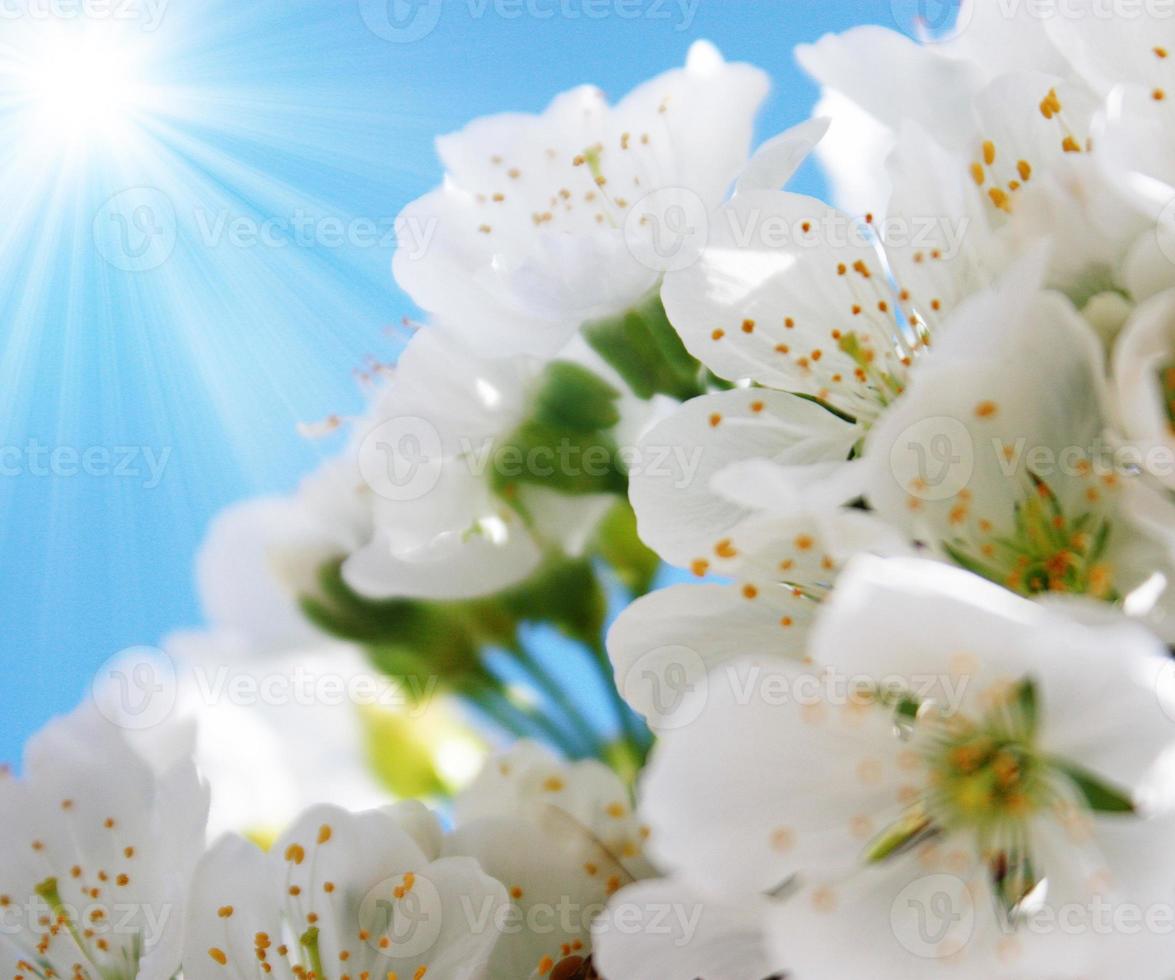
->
[530, 360, 622, 433]
[1162, 359, 1175, 430]
[1012, 677, 1038, 739]
[593, 500, 661, 596]
[942, 540, 1006, 584]
[583, 291, 705, 401]
[1090, 518, 1113, 564]
[499, 557, 608, 647]
[488, 361, 630, 500]
[489, 421, 628, 497]
[894, 695, 921, 727]
[303, 556, 612, 688]
[863, 811, 935, 864]
[300, 560, 486, 685]
[1054, 763, 1136, 814]
[792, 391, 858, 426]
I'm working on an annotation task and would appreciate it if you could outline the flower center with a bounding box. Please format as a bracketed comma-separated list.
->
[926, 722, 1045, 833]
[33, 876, 140, 980]
[864, 679, 1136, 921]
[945, 473, 1118, 601]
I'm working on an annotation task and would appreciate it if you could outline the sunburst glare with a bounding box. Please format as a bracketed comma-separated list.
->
[0, 1, 423, 736]
[11, 23, 153, 151]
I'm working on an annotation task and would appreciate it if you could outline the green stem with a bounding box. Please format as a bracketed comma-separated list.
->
[300, 927, 325, 980]
[498, 690, 591, 759]
[457, 676, 587, 759]
[511, 642, 604, 759]
[456, 681, 529, 739]
[590, 636, 653, 764]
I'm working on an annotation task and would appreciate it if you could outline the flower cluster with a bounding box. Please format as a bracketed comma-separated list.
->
[19, 2, 1175, 977]
[599, 3, 1175, 975]
[0, 711, 646, 980]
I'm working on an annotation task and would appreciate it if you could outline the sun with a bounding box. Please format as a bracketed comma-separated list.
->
[9, 24, 152, 153]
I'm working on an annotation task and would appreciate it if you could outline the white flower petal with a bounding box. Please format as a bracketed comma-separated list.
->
[1044, 7, 1175, 96]
[445, 818, 606, 980]
[592, 878, 774, 980]
[394, 45, 768, 356]
[865, 266, 1108, 551]
[628, 388, 857, 567]
[809, 88, 895, 217]
[734, 116, 830, 195]
[343, 524, 543, 601]
[639, 657, 905, 900]
[607, 583, 815, 729]
[1113, 287, 1175, 489]
[454, 743, 645, 861]
[188, 805, 507, 980]
[811, 555, 1175, 796]
[0, 705, 207, 980]
[181, 835, 279, 980]
[797, 25, 984, 150]
[661, 189, 909, 419]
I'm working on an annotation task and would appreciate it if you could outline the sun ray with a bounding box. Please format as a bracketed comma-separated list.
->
[0, 0, 432, 751]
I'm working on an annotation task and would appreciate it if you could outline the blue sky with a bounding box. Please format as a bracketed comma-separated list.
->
[1, 0, 902, 759]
